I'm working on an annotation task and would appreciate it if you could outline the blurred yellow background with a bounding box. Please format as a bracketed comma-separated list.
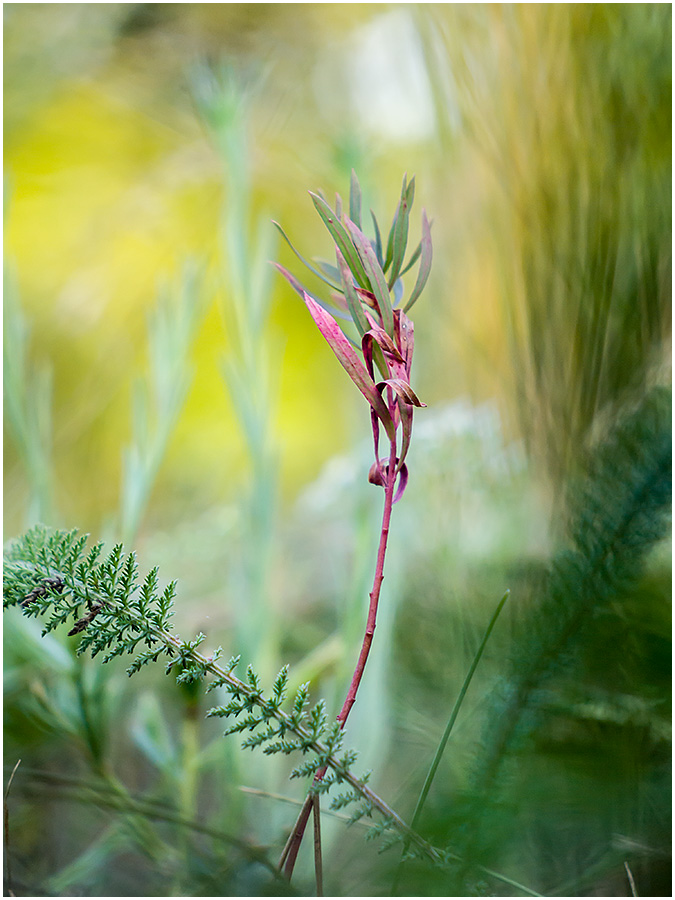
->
[5, 4, 669, 539]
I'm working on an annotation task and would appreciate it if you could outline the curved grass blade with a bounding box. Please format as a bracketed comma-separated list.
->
[309, 192, 369, 290]
[393, 590, 511, 891]
[272, 221, 342, 291]
[403, 209, 432, 313]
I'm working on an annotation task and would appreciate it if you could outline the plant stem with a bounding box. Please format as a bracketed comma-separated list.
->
[279, 435, 399, 881]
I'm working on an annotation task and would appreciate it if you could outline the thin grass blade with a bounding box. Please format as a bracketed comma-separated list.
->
[272, 221, 342, 291]
[393, 590, 511, 890]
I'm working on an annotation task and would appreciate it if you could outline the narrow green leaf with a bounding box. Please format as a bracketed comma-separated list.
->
[388, 176, 415, 289]
[403, 210, 432, 312]
[370, 210, 384, 268]
[384, 173, 407, 273]
[272, 221, 341, 291]
[309, 192, 370, 290]
[349, 169, 362, 230]
[336, 248, 370, 337]
[309, 191, 370, 289]
[343, 216, 394, 337]
[398, 239, 422, 278]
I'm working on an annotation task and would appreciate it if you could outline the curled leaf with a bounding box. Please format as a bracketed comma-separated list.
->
[381, 378, 426, 408]
[368, 458, 409, 502]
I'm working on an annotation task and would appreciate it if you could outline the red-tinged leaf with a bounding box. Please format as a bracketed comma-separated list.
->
[404, 209, 433, 312]
[274, 263, 350, 321]
[361, 309, 402, 381]
[335, 192, 342, 220]
[362, 327, 403, 384]
[302, 293, 395, 441]
[273, 262, 309, 299]
[336, 247, 370, 337]
[368, 458, 386, 487]
[381, 378, 426, 408]
[378, 378, 424, 474]
[393, 462, 409, 502]
[368, 457, 409, 502]
[388, 175, 415, 289]
[349, 170, 362, 230]
[343, 215, 394, 337]
[356, 287, 380, 312]
[310, 192, 369, 290]
[394, 309, 415, 377]
[380, 376, 425, 472]
[272, 221, 341, 291]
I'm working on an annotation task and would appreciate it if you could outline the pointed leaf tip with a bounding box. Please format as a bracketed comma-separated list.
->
[404, 209, 432, 312]
[302, 292, 395, 442]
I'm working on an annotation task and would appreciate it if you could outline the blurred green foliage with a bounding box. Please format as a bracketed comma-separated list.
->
[4, 4, 671, 897]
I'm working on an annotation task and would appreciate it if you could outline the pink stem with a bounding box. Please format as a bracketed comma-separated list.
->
[280, 431, 399, 881]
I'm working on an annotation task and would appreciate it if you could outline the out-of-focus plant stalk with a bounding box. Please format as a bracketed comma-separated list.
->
[3, 265, 54, 527]
[196, 65, 280, 680]
[120, 264, 205, 545]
